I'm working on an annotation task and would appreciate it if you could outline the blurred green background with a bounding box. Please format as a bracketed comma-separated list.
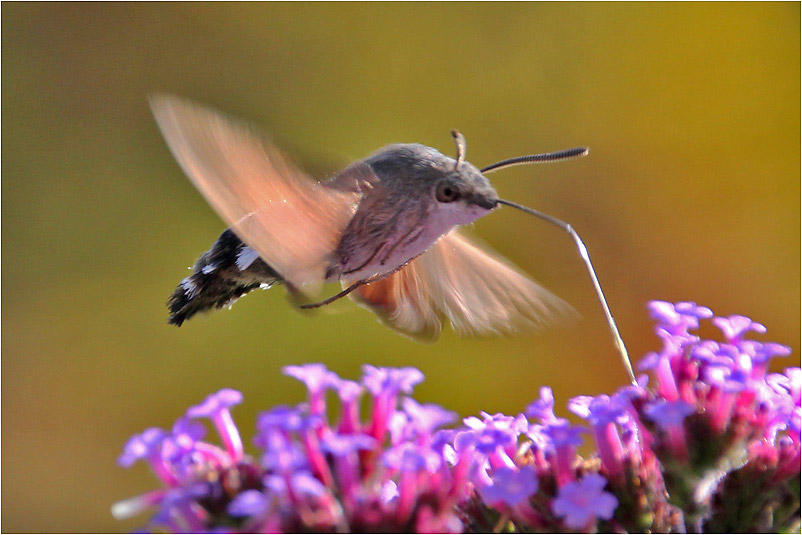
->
[2, 3, 799, 532]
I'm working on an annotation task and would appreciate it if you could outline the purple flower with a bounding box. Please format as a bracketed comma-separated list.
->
[383, 443, 429, 472]
[288, 471, 328, 497]
[117, 428, 179, 487]
[479, 465, 538, 507]
[381, 442, 446, 524]
[283, 363, 338, 392]
[255, 405, 310, 435]
[704, 364, 751, 393]
[458, 427, 515, 455]
[186, 388, 244, 461]
[464, 412, 529, 435]
[401, 397, 457, 435]
[321, 433, 375, 456]
[764, 368, 802, 438]
[151, 485, 208, 532]
[332, 378, 363, 401]
[569, 394, 628, 476]
[644, 400, 695, 458]
[169, 418, 206, 447]
[638, 350, 681, 401]
[568, 395, 627, 427]
[389, 399, 456, 447]
[321, 433, 376, 500]
[258, 434, 308, 472]
[283, 363, 339, 415]
[743, 341, 792, 363]
[263, 471, 328, 500]
[332, 378, 364, 433]
[542, 420, 586, 449]
[741, 341, 792, 378]
[648, 300, 712, 336]
[227, 490, 267, 517]
[541, 420, 587, 484]
[713, 315, 766, 342]
[526, 386, 558, 423]
[616, 374, 650, 400]
[673, 301, 714, 318]
[161, 418, 226, 478]
[361, 365, 424, 396]
[186, 389, 243, 418]
[551, 474, 618, 529]
[117, 428, 168, 468]
[643, 400, 696, 429]
[456, 412, 525, 463]
[787, 368, 801, 406]
[362, 365, 424, 442]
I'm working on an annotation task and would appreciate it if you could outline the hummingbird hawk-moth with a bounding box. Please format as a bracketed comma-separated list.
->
[152, 95, 635, 382]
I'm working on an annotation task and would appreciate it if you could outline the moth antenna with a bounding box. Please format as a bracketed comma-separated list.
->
[451, 130, 467, 169]
[497, 198, 637, 386]
[481, 147, 588, 174]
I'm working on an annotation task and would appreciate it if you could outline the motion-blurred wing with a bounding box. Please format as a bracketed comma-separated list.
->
[151, 94, 361, 292]
[350, 231, 577, 341]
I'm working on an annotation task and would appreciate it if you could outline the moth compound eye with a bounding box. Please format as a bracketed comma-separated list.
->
[435, 181, 460, 203]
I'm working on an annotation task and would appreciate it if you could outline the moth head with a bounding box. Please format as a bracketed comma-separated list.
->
[365, 134, 499, 225]
[433, 130, 499, 216]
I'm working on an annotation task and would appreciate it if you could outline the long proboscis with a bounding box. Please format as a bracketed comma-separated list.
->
[481, 147, 589, 174]
[497, 198, 637, 386]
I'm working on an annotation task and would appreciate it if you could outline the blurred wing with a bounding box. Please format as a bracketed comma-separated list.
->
[349, 230, 578, 342]
[151, 94, 361, 292]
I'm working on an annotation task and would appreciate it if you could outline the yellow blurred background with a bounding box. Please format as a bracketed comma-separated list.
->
[2, 3, 799, 532]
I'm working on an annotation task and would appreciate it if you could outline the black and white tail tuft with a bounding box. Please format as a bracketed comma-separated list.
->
[168, 229, 282, 326]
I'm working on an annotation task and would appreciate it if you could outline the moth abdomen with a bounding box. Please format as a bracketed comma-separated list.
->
[167, 229, 282, 326]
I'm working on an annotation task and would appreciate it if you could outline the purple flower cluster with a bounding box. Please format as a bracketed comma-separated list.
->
[634, 302, 800, 532]
[113, 365, 470, 532]
[114, 301, 799, 533]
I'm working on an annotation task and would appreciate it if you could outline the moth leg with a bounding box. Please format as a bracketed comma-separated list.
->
[299, 280, 367, 309]
[300, 265, 407, 309]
